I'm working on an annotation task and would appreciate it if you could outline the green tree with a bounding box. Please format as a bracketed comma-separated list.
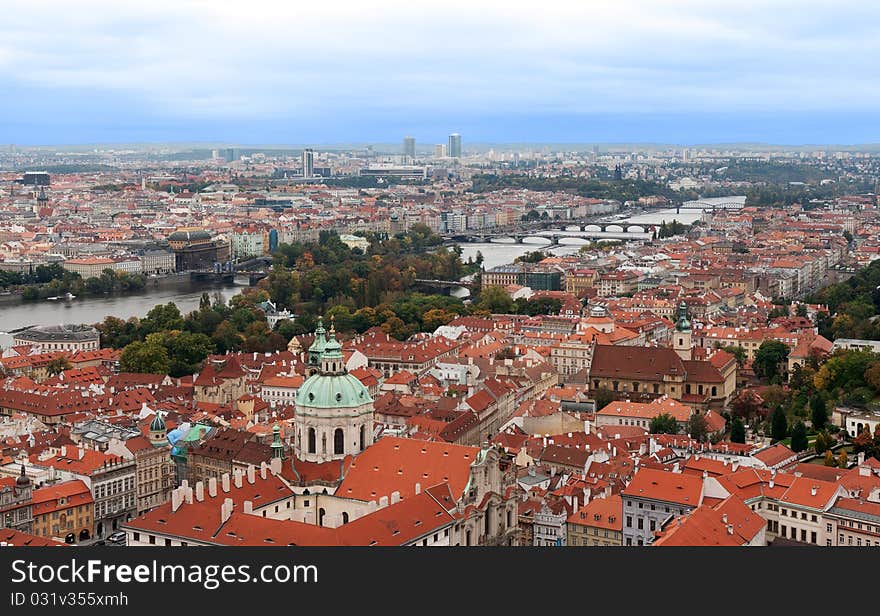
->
[141, 302, 185, 334]
[810, 394, 828, 431]
[814, 431, 828, 454]
[753, 340, 790, 382]
[790, 421, 808, 452]
[720, 345, 747, 367]
[837, 449, 848, 468]
[592, 387, 615, 411]
[687, 413, 710, 443]
[649, 413, 679, 435]
[477, 285, 515, 314]
[46, 356, 72, 376]
[770, 406, 788, 442]
[120, 341, 171, 374]
[730, 416, 746, 443]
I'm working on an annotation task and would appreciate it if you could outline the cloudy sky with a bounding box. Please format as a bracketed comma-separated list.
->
[1, 0, 879, 145]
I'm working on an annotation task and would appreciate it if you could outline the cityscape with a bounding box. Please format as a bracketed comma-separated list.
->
[2, 1, 880, 552]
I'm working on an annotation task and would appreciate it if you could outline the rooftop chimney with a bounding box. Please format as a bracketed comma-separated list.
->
[246, 465, 256, 484]
[260, 461, 268, 480]
[221, 498, 234, 524]
[391, 491, 401, 504]
[195, 482, 205, 502]
[171, 488, 183, 512]
[379, 495, 389, 507]
[415, 483, 421, 495]
[221, 473, 231, 493]
[270, 457, 282, 476]
[811, 486, 818, 497]
[208, 477, 218, 498]
[243, 500, 253, 515]
[234, 469, 243, 488]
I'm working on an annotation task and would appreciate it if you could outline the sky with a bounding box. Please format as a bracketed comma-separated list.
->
[1, 0, 879, 146]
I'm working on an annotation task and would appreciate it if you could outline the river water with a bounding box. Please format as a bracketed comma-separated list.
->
[0, 279, 242, 349]
[0, 207, 711, 348]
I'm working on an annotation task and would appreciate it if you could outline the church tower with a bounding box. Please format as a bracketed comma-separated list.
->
[294, 319, 374, 463]
[149, 412, 168, 447]
[673, 301, 693, 360]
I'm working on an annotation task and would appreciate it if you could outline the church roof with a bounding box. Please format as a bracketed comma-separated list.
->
[296, 373, 372, 409]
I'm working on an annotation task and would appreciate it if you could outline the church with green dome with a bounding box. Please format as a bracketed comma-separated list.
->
[294, 318, 375, 463]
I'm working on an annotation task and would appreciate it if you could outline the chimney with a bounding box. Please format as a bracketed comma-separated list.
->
[184, 486, 193, 504]
[195, 482, 205, 502]
[769, 479, 775, 489]
[61, 445, 67, 457]
[246, 465, 256, 484]
[78, 448, 85, 460]
[260, 461, 268, 480]
[859, 465, 871, 477]
[391, 491, 401, 504]
[811, 486, 818, 497]
[221, 473, 231, 493]
[415, 483, 421, 495]
[270, 457, 282, 476]
[208, 477, 218, 498]
[243, 500, 253, 515]
[726, 524, 734, 535]
[171, 488, 183, 512]
[234, 469, 243, 488]
[379, 495, 389, 507]
[721, 513, 728, 524]
[221, 498, 234, 524]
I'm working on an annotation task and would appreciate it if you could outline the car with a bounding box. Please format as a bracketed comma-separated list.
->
[91, 540, 106, 546]
[107, 531, 127, 544]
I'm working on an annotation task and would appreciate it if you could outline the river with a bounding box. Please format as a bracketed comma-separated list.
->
[0, 278, 242, 349]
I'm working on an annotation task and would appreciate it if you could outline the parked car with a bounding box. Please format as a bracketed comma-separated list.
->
[107, 531, 127, 544]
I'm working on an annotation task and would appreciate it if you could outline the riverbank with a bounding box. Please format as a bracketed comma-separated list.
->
[0, 272, 216, 306]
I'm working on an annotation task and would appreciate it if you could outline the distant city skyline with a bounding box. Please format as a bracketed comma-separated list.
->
[2, 1, 879, 145]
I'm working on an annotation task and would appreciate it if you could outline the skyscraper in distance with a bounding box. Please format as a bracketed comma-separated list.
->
[448, 133, 461, 158]
[403, 136, 415, 159]
[302, 148, 314, 179]
[434, 144, 447, 158]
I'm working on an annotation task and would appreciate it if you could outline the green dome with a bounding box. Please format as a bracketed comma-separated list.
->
[296, 373, 373, 409]
[150, 413, 166, 432]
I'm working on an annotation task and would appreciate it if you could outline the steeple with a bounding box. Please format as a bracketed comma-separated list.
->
[320, 318, 345, 375]
[149, 412, 167, 447]
[675, 301, 691, 332]
[308, 317, 327, 373]
[271, 424, 284, 460]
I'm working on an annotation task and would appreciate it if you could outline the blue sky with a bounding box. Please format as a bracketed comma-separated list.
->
[1, 0, 879, 146]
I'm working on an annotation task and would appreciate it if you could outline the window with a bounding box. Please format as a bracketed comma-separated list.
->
[811, 532, 816, 544]
[307, 428, 316, 454]
[626, 516, 632, 528]
[334, 428, 344, 456]
[637, 518, 643, 530]
[149, 535, 156, 545]
[650, 520, 656, 531]
[826, 523, 832, 533]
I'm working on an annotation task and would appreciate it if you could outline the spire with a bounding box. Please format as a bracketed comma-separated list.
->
[675, 301, 691, 332]
[308, 317, 327, 369]
[271, 424, 284, 460]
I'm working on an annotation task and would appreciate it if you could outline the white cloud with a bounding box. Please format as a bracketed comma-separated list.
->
[1, 0, 879, 119]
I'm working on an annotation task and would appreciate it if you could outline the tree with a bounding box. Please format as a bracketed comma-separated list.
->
[790, 421, 808, 453]
[141, 302, 185, 334]
[824, 450, 836, 467]
[809, 394, 827, 431]
[687, 413, 710, 443]
[120, 341, 171, 374]
[720, 345, 747, 367]
[770, 406, 788, 442]
[865, 362, 880, 393]
[814, 431, 828, 454]
[730, 416, 746, 443]
[731, 389, 761, 422]
[46, 356, 72, 376]
[837, 449, 848, 468]
[592, 387, 615, 411]
[753, 340, 790, 382]
[477, 286, 514, 314]
[649, 413, 679, 435]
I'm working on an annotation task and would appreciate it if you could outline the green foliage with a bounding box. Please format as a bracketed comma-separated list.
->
[46, 356, 72, 376]
[657, 220, 689, 238]
[809, 394, 828, 431]
[120, 341, 171, 374]
[790, 421, 808, 452]
[592, 387, 615, 411]
[514, 251, 548, 264]
[753, 340, 790, 382]
[649, 413, 679, 435]
[687, 413, 710, 443]
[730, 416, 746, 443]
[770, 406, 788, 442]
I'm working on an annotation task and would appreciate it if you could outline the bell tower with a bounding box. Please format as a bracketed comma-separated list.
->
[673, 301, 693, 360]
